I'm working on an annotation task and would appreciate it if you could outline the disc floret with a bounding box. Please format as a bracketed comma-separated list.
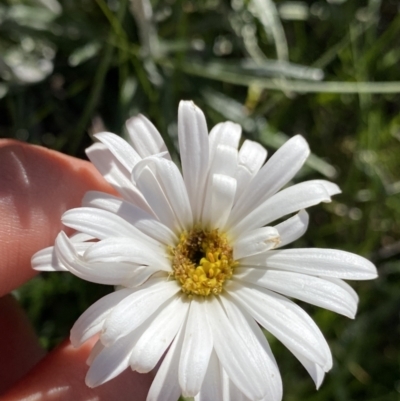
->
[170, 228, 237, 296]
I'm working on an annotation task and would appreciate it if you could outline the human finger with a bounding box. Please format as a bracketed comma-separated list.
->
[0, 295, 46, 394]
[0, 338, 152, 401]
[0, 139, 114, 296]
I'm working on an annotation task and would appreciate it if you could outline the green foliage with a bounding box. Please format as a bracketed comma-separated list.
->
[1, 0, 399, 400]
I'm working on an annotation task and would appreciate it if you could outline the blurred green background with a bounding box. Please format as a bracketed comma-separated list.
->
[1, 0, 399, 400]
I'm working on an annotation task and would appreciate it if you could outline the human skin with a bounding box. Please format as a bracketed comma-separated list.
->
[0, 140, 152, 400]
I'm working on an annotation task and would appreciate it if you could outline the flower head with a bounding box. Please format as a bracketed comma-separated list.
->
[32, 101, 377, 401]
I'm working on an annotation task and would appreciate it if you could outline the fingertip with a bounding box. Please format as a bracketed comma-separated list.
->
[0, 140, 114, 296]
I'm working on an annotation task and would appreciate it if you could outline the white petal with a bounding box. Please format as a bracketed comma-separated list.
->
[70, 288, 134, 347]
[274, 210, 309, 248]
[82, 191, 177, 246]
[194, 351, 223, 401]
[86, 143, 151, 211]
[134, 165, 179, 232]
[220, 296, 283, 401]
[235, 268, 358, 318]
[32, 233, 96, 272]
[227, 281, 329, 367]
[179, 299, 213, 397]
[86, 340, 105, 366]
[311, 179, 341, 196]
[32, 245, 68, 271]
[208, 144, 238, 177]
[202, 144, 238, 226]
[221, 368, 231, 401]
[94, 132, 141, 172]
[209, 174, 237, 230]
[133, 157, 193, 230]
[243, 248, 378, 280]
[55, 232, 139, 285]
[70, 232, 95, 242]
[324, 277, 359, 303]
[123, 265, 167, 288]
[86, 330, 138, 388]
[231, 135, 310, 223]
[101, 280, 180, 346]
[178, 100, 209, 222]
[233, 227, 280, 260]
[147, 323, 185, 401]
[83, 237, 169, 271]
[209, 121, 241, 160]
[228, 181, 332, 236]
[126, 114, 171, 159]
[235, 140, 267, 201]
[62, 207, 160, 251]
[228, 380, 252, 401]
[262, 305, 329, 386]
[293, 303, 333, 371]
[130, 296, 189, 373]
[288, 348, 325, 389]
[206, 297, 267, 400]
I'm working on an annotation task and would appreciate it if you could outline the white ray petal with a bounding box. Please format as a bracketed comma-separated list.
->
[202, 144, 238, 226]
[228, 180, 333, 236]
[85, 143, 150, 211]
[194, 351, 223, 401]
[178, 100, 209, 222]
[33, 231, 96, 272]
[288, 347, 326, 389]
[32, 245, 68, 271]
[235, 140, 267, 201]
[209, 144, 238, 177]
[179, 299, 213, 397]
[235, 268, 358, 318]
[70, 232, 95, 242]
[62, 207, 160, 251]
[70, 287, 134, 347]
[209, 121, 241, 160]
[101, 280, 180, 346]
[242, 248, 378, 280]
[233, 227, 280, 260]
[133, 157, 193, 230]
[227, 281, 329, 368]
[94, 132, 141, 172]
[220, 296, 283, 401]
[296, 304, 333, 371]
[323, 277, 359, 303]
[231, 135, 310, 222]
[123, 265, 167, 288]
[82, 191, 177, 246]
[83, 237, 169, 271]
[228, 381, 251, 401]
[221, 368, 231, 401]
[126, 114, 171, 159]
[206, 297, 267, 400]
[311, 179, 341, 196]
[209, 175, 237, 230]
[86, 339, 105, 366]
[55, 232, 139, 285]
[130, 296, 189, 373]
[134, 165, 178, 232]
[274, 209, 309, 248]
[147, 323, 185, 401]
[86, 329, 139, 388]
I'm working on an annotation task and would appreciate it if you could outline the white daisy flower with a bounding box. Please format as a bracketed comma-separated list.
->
[32, 101, 377, 401]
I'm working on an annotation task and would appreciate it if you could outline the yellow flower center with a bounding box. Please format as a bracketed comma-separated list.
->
[170, 228, 237, 296]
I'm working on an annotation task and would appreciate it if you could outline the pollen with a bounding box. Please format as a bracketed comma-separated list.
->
[169, 228, 237, 296]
